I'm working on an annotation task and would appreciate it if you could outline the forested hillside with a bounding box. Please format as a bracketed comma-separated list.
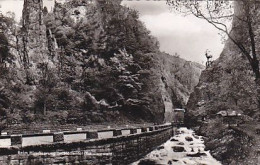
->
[0, 0, 203, 130]
[186, 1, 260, 164]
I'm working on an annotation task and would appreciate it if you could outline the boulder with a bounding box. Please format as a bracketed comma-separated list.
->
[194, 135, 200, 139]
[157, 146, 164, 150]
[138, 159, 157, 165]
[186, 152, 207, 157]
[185, 136, 193, 141]
[172, 146, 186, 152]
[170, 138, 179, 142]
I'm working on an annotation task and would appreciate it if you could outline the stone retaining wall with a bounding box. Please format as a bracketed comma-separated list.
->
[0, 124, 174, 165]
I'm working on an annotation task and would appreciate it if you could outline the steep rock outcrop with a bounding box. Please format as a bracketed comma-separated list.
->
[187, 1, 260, 164]
[20, 0, 52, 84]
[187, 39, 257, 126]
[149, 53, 204, 122]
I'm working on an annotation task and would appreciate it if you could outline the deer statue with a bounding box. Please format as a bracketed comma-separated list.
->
[205, 50, 213, 68]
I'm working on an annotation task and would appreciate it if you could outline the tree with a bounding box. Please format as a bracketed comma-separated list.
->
[0, 88, 9, 133]
[167, 0, 260, 108]
[0, 12, 16, 64]
[0, 33, 9, 63]
[34, 63, 58, 115]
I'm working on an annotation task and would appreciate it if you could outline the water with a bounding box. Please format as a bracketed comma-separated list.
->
[132, 127, 222, 165]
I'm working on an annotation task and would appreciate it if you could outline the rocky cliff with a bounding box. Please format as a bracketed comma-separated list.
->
[0, 0, 203, 129]
[149, 53, 204, 122]
[187, 1, 260, 164]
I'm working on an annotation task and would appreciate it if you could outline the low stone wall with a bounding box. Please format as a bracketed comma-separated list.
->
[0, 125, 174, 165]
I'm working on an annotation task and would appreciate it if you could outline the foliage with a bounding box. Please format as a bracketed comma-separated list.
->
[0, 88, 9, 132]
[45, 1, 159, 58]
[167, 0, 260, 109]
[40, 1, 161, 121]
[0, 0, 203, 127]
[0, 13, 16, 64]
[0, 13, 17, 131]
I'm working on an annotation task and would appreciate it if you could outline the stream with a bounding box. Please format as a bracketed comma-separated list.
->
[132, 127, 222, 165]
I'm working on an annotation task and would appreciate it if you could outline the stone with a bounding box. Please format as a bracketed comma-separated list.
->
[172, 146, 185, 152]
[177, 142, 184, 145]
[11, 135, 22, 146]
[138, 159, 157, 165]
[170, 138, 178, 142]
[87, 131, 98, 139]
[148, 127, 154, 131]
[176, 130, 181, 134]
[157, 146, 164, 150]
[113, 130, 122, 137]
[53, 132, 64, 142]
[186, 152, 207, 157]
[141, 128, 147, 133]
[185, 136, 193, 141]
[130, 128, 137, 134]
[194, 135, 200, 139]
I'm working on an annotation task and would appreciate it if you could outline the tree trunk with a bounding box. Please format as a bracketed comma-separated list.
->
[234, 1, 260, 110]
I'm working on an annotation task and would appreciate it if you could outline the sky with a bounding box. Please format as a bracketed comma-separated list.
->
[0, 0, 226, 63]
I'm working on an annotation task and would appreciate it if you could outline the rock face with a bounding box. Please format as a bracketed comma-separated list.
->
[149, 53, 204, 122]
[20, 0, 52, 84]
[187, 39, 257, 126]
[187, 1, 260, 164]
